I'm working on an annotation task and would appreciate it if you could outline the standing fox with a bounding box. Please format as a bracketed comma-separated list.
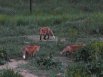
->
[60, 44, 85, 55]
[22, 45, 40, 59]
[39, 27, 55, 40]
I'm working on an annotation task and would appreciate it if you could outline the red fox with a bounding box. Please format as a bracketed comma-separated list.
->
[60, 44, 85, 55]
[22, 45, 40, 59]
[39, 27, 55, 40]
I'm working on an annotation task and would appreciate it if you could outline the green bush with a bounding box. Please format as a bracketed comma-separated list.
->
[88, 41, 103, 62]
[75, 45, 91, 62]
[75, 41, 103, 62]
[0, 69, 23, 77]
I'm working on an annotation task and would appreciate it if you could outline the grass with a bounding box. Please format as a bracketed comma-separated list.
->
[0, 0, 103, 38]
[0, 69, 23, 77]
[0, 0, 103, 77]
[0, 37, 31, 59]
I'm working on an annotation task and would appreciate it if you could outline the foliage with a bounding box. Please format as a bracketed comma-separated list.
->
[75, 41, 103, 62]
[87, 41, 103, 61]
[0, 69, 23, 77]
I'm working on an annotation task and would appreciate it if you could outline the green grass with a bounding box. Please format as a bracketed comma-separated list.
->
[0, 12, 103, 37]
[0, 37, 31, 59]
[0, 69, 23, 77]
[0, 0, 103, 38]
[0, 0, 103, 77]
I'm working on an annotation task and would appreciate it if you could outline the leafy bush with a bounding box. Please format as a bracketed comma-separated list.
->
[75, 41, 103, 62]
[71, 41, 103, 77]
[0, 69, 23, 77]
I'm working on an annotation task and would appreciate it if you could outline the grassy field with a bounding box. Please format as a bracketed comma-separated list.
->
[0, 0, 103, 77]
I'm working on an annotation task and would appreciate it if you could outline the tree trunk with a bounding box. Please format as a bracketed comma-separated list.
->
[30, 0, 32, 14]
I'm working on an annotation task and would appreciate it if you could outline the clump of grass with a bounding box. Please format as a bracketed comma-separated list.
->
[0, 49, 9, 65]
[86, 61, 102, 76]
[0, 69, 23, 77]
[68, 28, 79, 37]
[65, 63, 90, 77]
[0, 15, 10, 24]
[35, 53, 61, 70]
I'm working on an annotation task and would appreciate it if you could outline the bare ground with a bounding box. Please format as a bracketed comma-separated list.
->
[0, 59, 38, 77]
[0, 56, 72, 77]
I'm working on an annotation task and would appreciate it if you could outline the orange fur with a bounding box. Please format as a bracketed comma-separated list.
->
[60, 44, 85, 55]
[39, 27, 55, 40]
[39, 27, 53, 35]
[22, 45, 40, 59]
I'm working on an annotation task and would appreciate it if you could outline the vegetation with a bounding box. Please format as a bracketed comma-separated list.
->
[0, 0, 103, 77]
[65, 63, 91, 77]
[0, 0, 103, 37]
[0, 49, 9, 65]
[35, 53, 61, 70]
[0, 69, 23, 77]
[75, 41, 103, 62]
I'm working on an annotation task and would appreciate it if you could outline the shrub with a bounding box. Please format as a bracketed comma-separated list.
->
[88, 41, 103, 61]
[0, 69, 23, 77]
[75, 41, 103, 62]
[75, 45, 91, 62]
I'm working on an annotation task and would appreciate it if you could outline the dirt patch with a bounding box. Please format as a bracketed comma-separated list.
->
[19, 69, 38, 77]
[0, 59, 27, 69]
[26, 35, 58, 42]
[0, 59, 38, 77]
[54, 56, 73, 68]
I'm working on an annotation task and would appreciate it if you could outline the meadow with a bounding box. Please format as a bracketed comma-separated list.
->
[0, 0, 103, 77]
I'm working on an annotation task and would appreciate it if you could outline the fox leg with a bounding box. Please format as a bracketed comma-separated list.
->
[44, 34, 49, 40]
[40, 34, 42, 40]
[44, 35, 46, 40]
[46, 34, 49, 40]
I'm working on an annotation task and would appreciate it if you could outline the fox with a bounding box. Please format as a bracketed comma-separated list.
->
[39, 27, 55, 40]
[22, 45, 40, 59]
[60, 44, 85, 55]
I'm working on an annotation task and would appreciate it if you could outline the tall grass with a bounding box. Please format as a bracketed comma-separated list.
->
[0, 69, 23, 77]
